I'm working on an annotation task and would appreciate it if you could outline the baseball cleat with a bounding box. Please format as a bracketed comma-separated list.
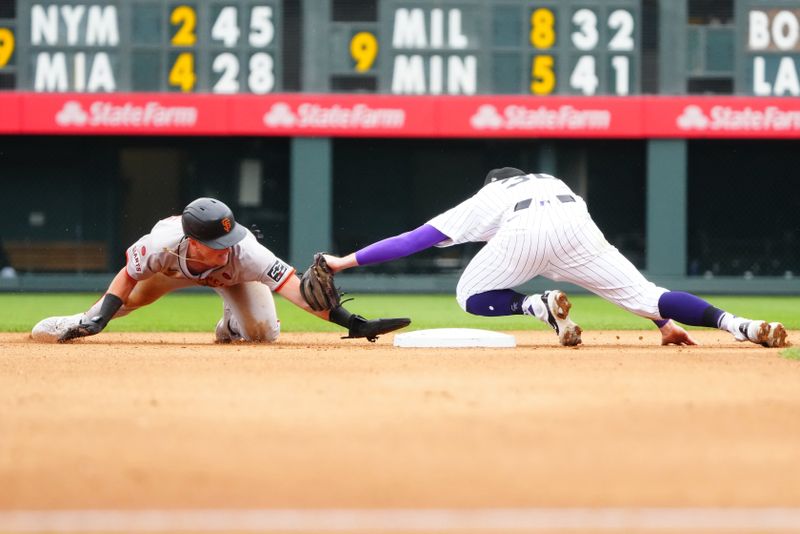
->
[30, 313, 84, 343]
[214, 318, 243, 343]
[764, 322, 788, 348]
[542, 290, 582, 346]
[731, 318, 773, 346]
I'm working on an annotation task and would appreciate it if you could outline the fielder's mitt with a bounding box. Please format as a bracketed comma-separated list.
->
[300, 253, 341, 312]
[344, 315, 411, 342]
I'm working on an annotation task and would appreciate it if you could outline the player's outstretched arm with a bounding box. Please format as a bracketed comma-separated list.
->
[276, 274, 331, 320]
[58, 268, 138, 342]
[324, 224, 450, 273]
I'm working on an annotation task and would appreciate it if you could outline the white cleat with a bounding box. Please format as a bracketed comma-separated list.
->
[30, 313, 84, 343]
[542, 290, 582, 347]
[734, 319, 769, 345]
[214, 306, 242, 343]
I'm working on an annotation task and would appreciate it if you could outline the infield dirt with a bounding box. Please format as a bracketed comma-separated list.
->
[1, 330, 799, 510]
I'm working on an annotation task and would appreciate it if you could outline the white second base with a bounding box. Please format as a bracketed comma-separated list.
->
[393, 328, 516, 348]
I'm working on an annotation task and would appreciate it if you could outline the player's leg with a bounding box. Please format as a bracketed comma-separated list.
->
[657, 291, 787, 347]
[455, 231, 581, 346]
[214, 282, 280, 343]
[546, 222, 787, 347]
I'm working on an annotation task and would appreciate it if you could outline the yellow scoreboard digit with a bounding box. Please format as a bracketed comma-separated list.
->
[0, 27, 14, 68]
[530, 7, 556, 94]
[169, 4, 197, 92]
[350, 31, 378, 72]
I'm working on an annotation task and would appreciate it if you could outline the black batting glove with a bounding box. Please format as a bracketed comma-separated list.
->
[58, 315, 107, 342]
[57, 293, 123, 343]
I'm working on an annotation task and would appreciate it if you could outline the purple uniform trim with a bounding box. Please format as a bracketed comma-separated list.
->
[355, 224, 449, 266]
[658, 291, 724, 328]
[466, 289, 526, 316]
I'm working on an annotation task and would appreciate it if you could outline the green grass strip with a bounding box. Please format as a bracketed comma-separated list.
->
[2, 293, 799, 333]
[780, 348, 800, 361]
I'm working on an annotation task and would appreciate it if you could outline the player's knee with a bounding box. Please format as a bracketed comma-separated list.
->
[455, 292, 470, 313]
[240, 321, 280, 343]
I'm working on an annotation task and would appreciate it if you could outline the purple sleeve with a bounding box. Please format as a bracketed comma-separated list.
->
[355, 224, 449, 266]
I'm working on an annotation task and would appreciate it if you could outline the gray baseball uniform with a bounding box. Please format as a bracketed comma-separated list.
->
[85, 216, 294, 341]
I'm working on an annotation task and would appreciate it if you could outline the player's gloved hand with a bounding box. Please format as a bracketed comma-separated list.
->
[58, 315, 107, 342]
[343, 314, 411, 343]
[57, 293, 123, 343]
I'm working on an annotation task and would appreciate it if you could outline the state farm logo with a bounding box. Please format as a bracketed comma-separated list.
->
[676, 105, 710, 130]
[263, 103, 297, 126]
[55, 101, 198, 128]
[56, 101, 89, 126]
[470, 105, 504, 129]
[677, 104, 800, 132]
[470, 104, 611, 131]
[262, 102, 405, 129]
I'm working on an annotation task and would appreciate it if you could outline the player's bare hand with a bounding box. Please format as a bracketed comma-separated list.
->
[322, 253, 357, 273]
[659, 321, 698, 346]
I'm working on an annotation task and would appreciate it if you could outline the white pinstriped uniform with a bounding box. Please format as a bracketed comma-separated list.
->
[427, 173, 668, 319]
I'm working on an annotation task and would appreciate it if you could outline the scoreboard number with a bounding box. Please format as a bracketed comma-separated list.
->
[530, 55, 555, 94]
[248, 6, 275, 47]
[170, 5, 197, 46]
[211, 6, 275, 48]
[351, 31, 378, 72]
[211, 7, 241, 47]
[210, 6, 276, 93]
[0, 28, 14, 68]
[608, 10, 635, 51]
[169, 52, 196, 91]
[530, 8, 555, 49]
[169, 5, 197, 91]
[526, 5, 635, 96]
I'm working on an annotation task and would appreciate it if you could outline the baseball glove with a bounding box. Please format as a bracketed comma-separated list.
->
[299, 253, 341, 312]
[344, 315, 411, 342]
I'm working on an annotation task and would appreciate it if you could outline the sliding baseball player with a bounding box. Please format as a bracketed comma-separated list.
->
[32, 198, 409, 343]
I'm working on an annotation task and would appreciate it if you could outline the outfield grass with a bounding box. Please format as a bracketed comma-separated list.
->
[2, 293, 799, 333]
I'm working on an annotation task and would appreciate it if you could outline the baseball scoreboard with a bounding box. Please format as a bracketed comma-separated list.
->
[0, 0, 798, 96]
[323, 0, 640, 95]
[0, 0, 282, 92]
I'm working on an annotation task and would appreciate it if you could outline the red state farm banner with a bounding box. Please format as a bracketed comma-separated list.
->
[0, 94, 22, 133]
[19, 93, 230, 135]
[436, 96, 646, 138]
[645, 96, 800, 138]
[228, 94, 438, 137]
[3, 93, 800, 139]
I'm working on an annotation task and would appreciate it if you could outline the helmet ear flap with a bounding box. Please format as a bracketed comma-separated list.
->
[484, 167, 526, 186]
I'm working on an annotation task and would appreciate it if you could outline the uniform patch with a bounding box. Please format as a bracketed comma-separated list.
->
[141, 246, 147, 256]
[267, 260, 289, 282]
